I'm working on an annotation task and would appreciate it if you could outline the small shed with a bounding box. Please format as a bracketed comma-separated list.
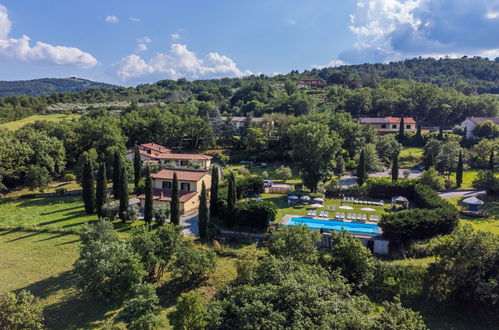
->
[462, 196, 484, 212]
[392, 196, 409, 208]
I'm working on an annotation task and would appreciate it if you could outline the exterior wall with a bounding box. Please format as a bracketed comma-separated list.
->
[153, 178, 198, 192]
[362, 122, 417, 135]
[160, 159, 211, 169]
[461, 119, 475, 137]
[195, 174, 212, 192]
[127, 151, 157, 162]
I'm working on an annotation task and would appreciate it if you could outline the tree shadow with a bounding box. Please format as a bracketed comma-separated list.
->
[41, 205, 81, 216]
[156, 277, 198, 309]
[36, 210, 93, 227]
[18, 195, 81, 208]
[6, 231, 44, 242]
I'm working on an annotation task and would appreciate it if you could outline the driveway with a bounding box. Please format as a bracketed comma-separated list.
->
[180, 214, 198, 237]
[438, 190, 486, 199]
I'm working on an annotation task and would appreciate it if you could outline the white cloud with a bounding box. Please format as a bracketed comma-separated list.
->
[486, 11, 499, 19]
[312, 59, 347, 69]
[105, 16, 119, 23]
[136, 43, 147, 52]
[287, 19, 297, 25]
[137, 36, 152, 44]
[129, 17, 140, 22]
[0, 5, 97, 68]
[171, 33, 181, 40]
[0, 5, 11, 38]
[114, 43, 252, 81]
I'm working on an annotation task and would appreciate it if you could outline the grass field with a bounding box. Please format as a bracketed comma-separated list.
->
[447, 195, 499, 235]
[399, 147, 423, 168]
[0, 113, 80, 130]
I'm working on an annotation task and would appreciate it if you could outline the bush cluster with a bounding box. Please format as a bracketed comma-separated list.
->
[233, 201, 277, 229]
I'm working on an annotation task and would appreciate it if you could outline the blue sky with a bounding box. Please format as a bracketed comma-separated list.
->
[0, 0, 498, 86]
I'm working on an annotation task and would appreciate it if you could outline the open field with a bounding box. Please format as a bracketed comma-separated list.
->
[0, 113, 80, 130]
[399, 147, 423, 168]
[4, 181, 82, 199]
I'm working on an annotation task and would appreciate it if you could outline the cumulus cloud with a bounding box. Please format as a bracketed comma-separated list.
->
[114, 43, 252, 81]
[129, 17, 140, 22]
[338, 0, 499, 64]
[313, 59, 347, 69]
[136, 43, 148, 52]
[0, 5, 97, 68]
[105, 16, 119, 23]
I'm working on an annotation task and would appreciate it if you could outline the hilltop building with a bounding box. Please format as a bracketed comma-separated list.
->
[358, 117, 417, 135]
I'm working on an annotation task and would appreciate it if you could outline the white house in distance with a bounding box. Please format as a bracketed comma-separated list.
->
[461, 117, 499, 137]
[127, 142, 212, 169]
[137, 168, 211, 215]
[218, 116, 264, 130]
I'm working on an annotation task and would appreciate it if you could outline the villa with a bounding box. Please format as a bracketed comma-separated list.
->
[460, 117, 499, 137]
[138, 168, 211, 215]
[297, 78, 327, 89]
[127, 142, 212, 169]
[358, 116, 417, 135]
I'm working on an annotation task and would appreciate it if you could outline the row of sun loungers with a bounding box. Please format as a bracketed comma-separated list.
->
[333, 212, 379, 222]
[343, 197, 384, 206]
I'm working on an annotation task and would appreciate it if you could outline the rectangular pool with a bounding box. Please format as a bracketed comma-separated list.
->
[286, 217, 380, 236]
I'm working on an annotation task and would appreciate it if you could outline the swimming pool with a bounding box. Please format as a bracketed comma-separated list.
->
[286, 217, 380, 236]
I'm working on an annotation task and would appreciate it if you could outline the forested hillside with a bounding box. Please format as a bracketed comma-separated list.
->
[0, 77, 116, 97]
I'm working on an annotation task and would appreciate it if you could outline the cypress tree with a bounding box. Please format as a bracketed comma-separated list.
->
[356, 149, 367, 186]
[489, 150, 495, 171]
[144, 165, 153, 225]
[227, 172, 237, 213]
[416, 121, 422, 139]
[82, 156, 96, 214]
[95, 163, 107, 218]
[439, 122, 444, 140]
[391, 153, 399, 182]
[456, 151, 463, 188]
[209, 166, 219, 216]
[112, 151, 122, 199]
[398, 116, 405, 141]
[170, 172, 180, 225]
[199, 181, 208, 239]
[119, 166, 129, 222]
[133, 146, 142, 190]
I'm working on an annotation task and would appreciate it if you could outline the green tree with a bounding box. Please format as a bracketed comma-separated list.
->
[133, 145, 142, 189]
[320, 230, 375, 292]
[268, 225, 321, 264]
[198, 181, 208, 239]
[95, 163, 107, 218]
[121, 283, 162, 330]
[334, 154, 345, 176]
[376, 296, 427, 330]
[119, 166, 129, 221]
[227, 172, 237, 215]
[489, 149, 495, 171]
[244, 127, 268, 153]
[174, 247, 217, 284]
[419, 167, 445, 191]
[275, 165, 293, 182]
[287, 122, 341, 191]
[112, 151, 123, 199]
[81, 156, 96, 214]
[0, 290, 44, 330]
[375, 134, 402, 167]
[456, 151, 463, 188]
[24, 165, 51, 192]
[391, 153, 399, 182]
[284, 79, 297, 96]
[153, 203, 170, 226]
[473, 120, 499, 139]
[169, 292, 208, 330]
[210, 166, 219, 216]
[144, 165, 153, 225]
[436, 140, 461, 177]
[357, 149, 367, 186]
[398, 116, 405, 141]
[170, 172, 180, 225]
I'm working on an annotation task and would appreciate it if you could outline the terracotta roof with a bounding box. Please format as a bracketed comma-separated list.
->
[139, 142, 171, 153]
[157, 153, 212, 160]
[466, 117, 499, 124]
[138, 188, 198, 203]
[385, 117, 416, 124]
[358, 117, 389, 124]
[151, 169, 208, 182]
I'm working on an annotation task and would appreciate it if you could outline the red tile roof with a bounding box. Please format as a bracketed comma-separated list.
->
[140, 142, 171, 153]
[138, 188, 198, 203]
[157, 153, 212, 160]
[151, 169, 208, 182]
[385, 117, 416, 124]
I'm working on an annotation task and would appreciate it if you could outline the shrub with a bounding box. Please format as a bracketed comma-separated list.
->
[366, 179, 414, 199]
[275, 165, 293, 181]
[174, 247, 217, 284]
[324, 183, 367, 197]
[101, 200, 120, 220]
[126, 205, 140, 221]
[236, 176, 264, 198]
[472, 170, 499, 195]
[0, 290, 44, 330]
[169, 292, 208, 330]
[238, 166, 250, 176]
[418, 167, 445, 191]
[234, 201, 277, 229]
[121, 283, 162, 329]
[63, 173, 76, 181]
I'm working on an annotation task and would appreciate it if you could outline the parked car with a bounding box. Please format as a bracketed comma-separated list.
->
[264, 180, 273, 187]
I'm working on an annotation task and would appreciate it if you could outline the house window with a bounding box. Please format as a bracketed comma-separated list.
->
[381, 124, 387, 129]
[180, 183, 190, 191]
[392, 124, 397, 129]
[180, 160, 188, 166]
[406, 124, 411, 129]
[162, 181, 172, 189]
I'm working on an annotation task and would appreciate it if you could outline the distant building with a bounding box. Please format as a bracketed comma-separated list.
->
[126, 142, 212, 169]
[297, 78, 326, 89]
[137, 168, 211, 215]
[358, 117, 417, 135]
[461, 117, 499, 137]
[218, 116, 264, 130]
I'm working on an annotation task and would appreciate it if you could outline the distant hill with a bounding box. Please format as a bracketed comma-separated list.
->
[0, 77, 117, 97]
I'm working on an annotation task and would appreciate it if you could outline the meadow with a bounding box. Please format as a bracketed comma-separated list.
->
[0, 113, 80, 130]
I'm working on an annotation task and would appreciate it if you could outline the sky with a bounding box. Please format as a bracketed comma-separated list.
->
[0, 0, 498, 86]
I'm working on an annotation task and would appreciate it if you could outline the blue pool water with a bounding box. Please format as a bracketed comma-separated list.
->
[286, 217, 380, 236]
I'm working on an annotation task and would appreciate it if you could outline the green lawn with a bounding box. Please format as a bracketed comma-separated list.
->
[0, 113, 80, 131]
[0, 195, 136, 234]
[399, 147, 423, 168]
[447, 195, 499, 235]
[449, 169, 498, 190]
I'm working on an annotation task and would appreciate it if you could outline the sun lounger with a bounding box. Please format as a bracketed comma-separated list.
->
[320, 211, 326, 217]
[323, 211, 328, 218]
[362, 214, 367, 221]
[307, 210, 313, 216]
[347, 213, 351, 220]
[356, 214, 361, 221]
[336, 212, 340, 219]
[312, 210, 317, 216]
[331, 205, 336, 211]
[380, 200, 384, 206]
[341, 212, 345, 219]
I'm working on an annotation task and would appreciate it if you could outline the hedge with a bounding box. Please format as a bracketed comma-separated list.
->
[233, 201, 277, 230]
[366, 179, 415, 199]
